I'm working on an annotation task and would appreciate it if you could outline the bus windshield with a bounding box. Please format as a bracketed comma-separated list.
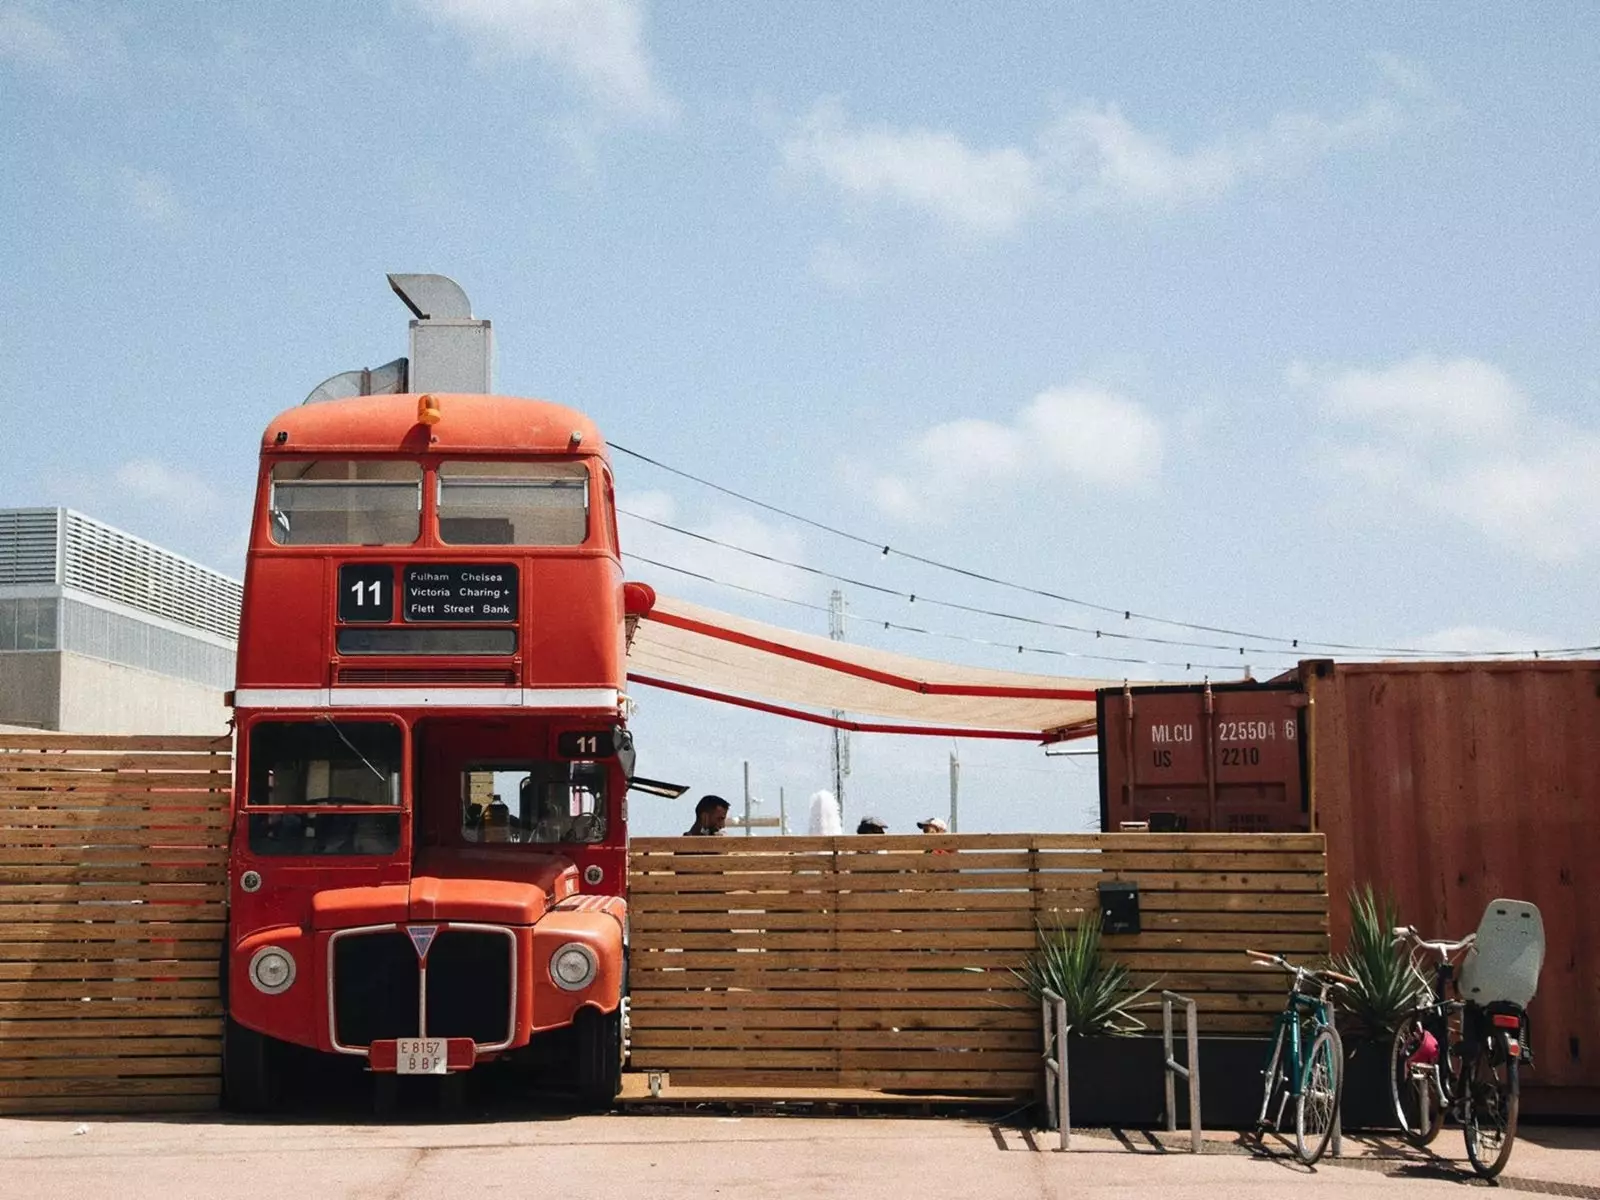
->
[246, 718, 403, 856]
[461, 761, 607, 844]
[437, 461, 589, 546]
[269, 460, 421, 546]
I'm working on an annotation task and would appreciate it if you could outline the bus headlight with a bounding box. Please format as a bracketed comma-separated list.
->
[550, 943, 597, 991]
[249, 946, 296, 995]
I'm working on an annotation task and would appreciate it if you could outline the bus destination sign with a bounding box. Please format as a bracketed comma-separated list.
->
[402, 564, 518, 623]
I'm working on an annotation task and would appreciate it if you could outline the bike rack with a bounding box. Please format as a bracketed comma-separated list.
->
[1041, 988, 1070, 1150]
[1161, 991, 1202, 1153]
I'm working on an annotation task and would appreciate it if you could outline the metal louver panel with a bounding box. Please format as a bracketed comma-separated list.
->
[59, 511, 241, 641]
[0, 509, 60, 585]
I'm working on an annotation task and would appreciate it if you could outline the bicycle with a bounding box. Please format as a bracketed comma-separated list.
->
[1390, 923, 1531, 1179]
[1247, 949, 1355, 1166]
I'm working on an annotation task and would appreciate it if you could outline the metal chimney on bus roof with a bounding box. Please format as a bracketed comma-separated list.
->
[389, 273, 494, 395]
[302, 273, 494, 404]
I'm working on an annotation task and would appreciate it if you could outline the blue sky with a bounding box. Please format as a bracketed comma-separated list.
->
[4, 2, 1597, 835]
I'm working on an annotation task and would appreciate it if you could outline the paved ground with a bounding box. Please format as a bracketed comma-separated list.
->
[1, 1114, 1597, 1200]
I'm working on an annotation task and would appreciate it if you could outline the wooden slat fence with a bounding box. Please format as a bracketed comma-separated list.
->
[628, 832, 1327, 1095]
[0, 733, 231, 1114]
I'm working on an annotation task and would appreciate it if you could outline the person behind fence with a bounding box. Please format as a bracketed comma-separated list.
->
[917, 816, 947, 834]
[856, 815, 887, 834]
[684, 794, 730, 836]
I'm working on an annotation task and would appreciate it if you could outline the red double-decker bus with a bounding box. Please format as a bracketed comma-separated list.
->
[223, 286, 654, 1107]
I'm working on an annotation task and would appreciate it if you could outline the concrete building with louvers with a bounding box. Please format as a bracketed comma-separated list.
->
[0, 508, 239, 734]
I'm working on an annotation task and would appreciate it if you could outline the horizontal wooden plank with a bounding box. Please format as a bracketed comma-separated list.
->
[0, 940, 222, 962]
[633, 832, 1323, 853]
[0, 826, 226, 847]
[632, 1028, 1038, 1051]
[0, 866, 223, 885]
[0, 847, 226, 869]
[0, 1000, 222, 1019]
[0, 960, 218, 982]
[0, 770, 230, 790]
[631, 969, 1023, 991]
[0, 752, 229, 772]
[628, 989, 1032, 1011]
[1136, 891, 1329, 914]
[1099, 931, 1328, 953]
[0, 1037, 220, 1058]
[0, 980, 218, 1000]
[632, 890, 1034, 914]
[1040, 852, 1326, 873]
[0, 1075, 220, 1098]
[630, 1049, 1041, 1070]
[0, 1056, 220, 1080]
[0, 884, 226, 903]
[0, 1017, 221, 1039]
[0, 928, 225, 947]
[632, 932, 1038, 952]
[632, 950, 1023, 971]
[631, 909, 1039, 934]
[631, 1008, 1037, 1032]
[0, 904, 224, 923]
[663, 1069, 1032, 1092]
[629, 871, 1036, 895]
[1032, 833, 1322, 852]
[0, 808, 228, 829]
[0, 735, 229, 752]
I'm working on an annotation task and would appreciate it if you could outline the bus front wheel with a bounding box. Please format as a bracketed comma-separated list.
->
[223, 1017, 282, 1112]
[573, 1007, 622, 1109]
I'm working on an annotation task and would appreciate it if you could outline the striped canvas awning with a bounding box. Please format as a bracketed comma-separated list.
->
[626, 595, 1110, 742]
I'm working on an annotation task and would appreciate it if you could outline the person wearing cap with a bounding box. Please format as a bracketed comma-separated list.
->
[917, 816, 948, 834]
[684, 794, 730, 836]
[856, 816, 888, 835]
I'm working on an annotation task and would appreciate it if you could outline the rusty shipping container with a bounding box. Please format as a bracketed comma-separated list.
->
[1097, 681, 1310, 833]
[1303, 658, 1600, 1107]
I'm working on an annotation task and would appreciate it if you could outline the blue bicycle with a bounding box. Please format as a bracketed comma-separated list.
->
[1248, 950, 1354, 1165]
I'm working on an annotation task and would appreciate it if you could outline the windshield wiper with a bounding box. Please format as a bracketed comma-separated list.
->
[319, 715, 386, 783]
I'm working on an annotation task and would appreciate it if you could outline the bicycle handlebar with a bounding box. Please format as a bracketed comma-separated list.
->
[1243, 949, 1353, 987]
[1393, 925, 1476, 956]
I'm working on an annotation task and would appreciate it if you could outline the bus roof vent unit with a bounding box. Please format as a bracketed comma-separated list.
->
[388, 272, 494, 395]
[303, 358, 409, 405]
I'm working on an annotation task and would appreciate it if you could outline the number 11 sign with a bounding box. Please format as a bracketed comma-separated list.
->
[337, 563, 395, 623]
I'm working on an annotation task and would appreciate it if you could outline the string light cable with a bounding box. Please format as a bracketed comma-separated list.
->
[618, 508, 1598, 663]
[609, 441, 1596, 661]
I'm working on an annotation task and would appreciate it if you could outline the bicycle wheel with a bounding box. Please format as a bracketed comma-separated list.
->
[1389, 1013, 1444, 1146]
[1464, 1032, 1520, 1179]
[1256, 1021, 1291, 1134]
[1296, 1025, 1343, 1165]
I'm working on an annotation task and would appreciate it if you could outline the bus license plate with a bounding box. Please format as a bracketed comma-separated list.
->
[395, 1038, 447, 1075]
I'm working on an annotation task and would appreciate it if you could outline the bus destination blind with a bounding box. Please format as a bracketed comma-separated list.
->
[402, 564, 518, 622]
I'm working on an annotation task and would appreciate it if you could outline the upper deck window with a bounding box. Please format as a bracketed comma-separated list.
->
[269, 461, 421, 546]
[437, 461, 589, 546]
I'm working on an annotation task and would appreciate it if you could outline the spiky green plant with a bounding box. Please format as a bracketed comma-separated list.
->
[1014, 917, 1155, 1036]
[1333, 884, 1427, 1041]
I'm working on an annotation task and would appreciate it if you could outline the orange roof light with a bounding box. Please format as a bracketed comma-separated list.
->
[417, 393, 442, 426]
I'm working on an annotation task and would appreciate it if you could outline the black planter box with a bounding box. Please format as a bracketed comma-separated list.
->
[1062, 1035, 1273, 1129]
[1341, 1037, 1398, 1131]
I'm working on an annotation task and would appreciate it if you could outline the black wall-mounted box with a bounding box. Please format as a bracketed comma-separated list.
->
[1098, 881, 1141, 935]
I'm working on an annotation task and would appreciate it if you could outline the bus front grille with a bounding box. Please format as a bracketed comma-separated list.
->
[332, 931, 419, 1048]
[424, 930, 514, 1045]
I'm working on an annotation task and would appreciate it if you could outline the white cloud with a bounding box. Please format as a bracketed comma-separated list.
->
[113, 459, 220, 507]
[0, 5, 70, 68]
[783, 98, 1045, 234]
[118, 168, 181, 223]
[870, 384, 1163, 522]
[43, 457, 246, 574]
[783, 61, 1441, 233]
[1303, 356, 1600, 561]
[1303, 354, 1524, 443]
[417, 0, 673, 121]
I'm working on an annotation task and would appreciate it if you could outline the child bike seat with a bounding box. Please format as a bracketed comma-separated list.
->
[1458, 898, 1545, 1009]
